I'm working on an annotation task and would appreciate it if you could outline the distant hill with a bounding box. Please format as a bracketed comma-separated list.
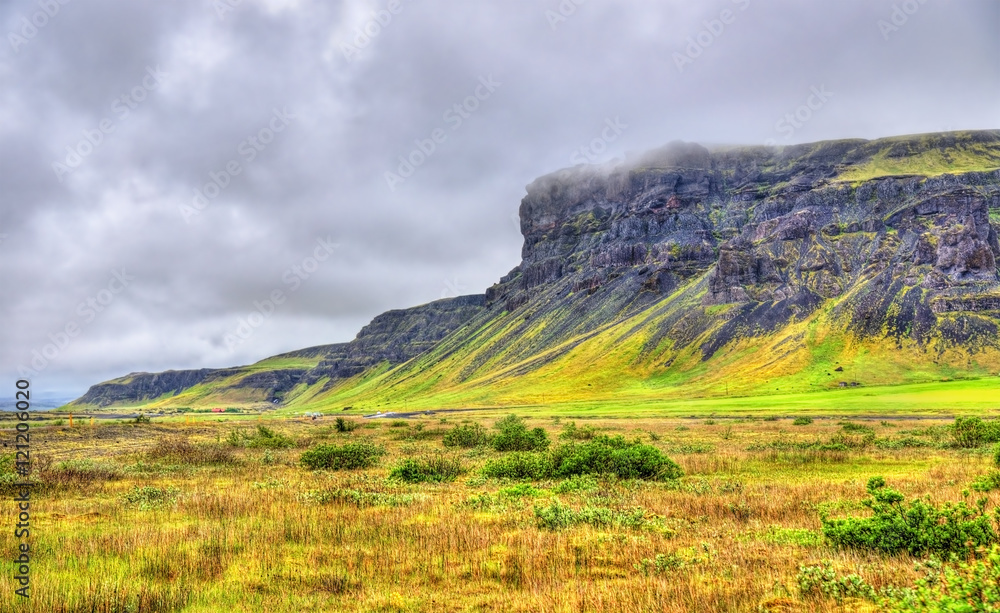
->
[72, 130, 1000, 412]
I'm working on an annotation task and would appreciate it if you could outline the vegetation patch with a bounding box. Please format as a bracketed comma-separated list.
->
[299, 440, 386, 470]
[821, 477, 998, 556]
[442, 423, 490, 448]
[227, 425, 295, 449]
[533, 500, 657, 531]
[952, 417, 1000, 448]
[635, 545, 715, 575]
[334, 417, 359, 433]
[121, 485, 179, 510]
[301, 488, 417, 507]
[390, 455, 465, 483]
[491, 415, 550, 452]
[147, 437, 235, 465]
[550, 435, 683, 481]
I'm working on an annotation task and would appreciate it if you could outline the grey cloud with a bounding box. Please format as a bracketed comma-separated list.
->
[1, 0, 996, 399]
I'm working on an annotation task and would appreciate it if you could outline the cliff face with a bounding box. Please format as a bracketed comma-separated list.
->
[73, 131, 1000, 410]
[476, 132, 1000, 369]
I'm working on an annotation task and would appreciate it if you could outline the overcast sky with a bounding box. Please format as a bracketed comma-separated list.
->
[1, 0, 997, 399]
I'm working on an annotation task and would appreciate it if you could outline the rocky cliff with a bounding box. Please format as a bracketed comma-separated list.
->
[74, 295, 485, 407]
[73, 130, 1000, 410]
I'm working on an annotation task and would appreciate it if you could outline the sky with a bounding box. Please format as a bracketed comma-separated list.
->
[1, 0, 998, 400]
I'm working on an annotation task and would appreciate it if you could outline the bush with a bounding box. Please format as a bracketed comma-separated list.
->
[970, 470, 1000, 493]
[300, 441, 386, 471]
[147, 438, 234, 465]
[793, 417, 813, 426]
[994, 443, 1000, 468]
[559, 422, 597, 440]
[884, 547, 1000, 612]
[134, 414, 151, 424]
[389, 455, 464, 483]
[491, 415, 549, 452]
[533, 500, 652, 531]
[443, 423, 490, 448]
[840, 421, 875, 435]
[334, 417, 358, 433]
[952, 417, 1000, 448]
[553, 475, 599, 494]
[796, 548, 1000, 611]
[121, 485, 179, 510]
[301, 488, 416, 507]
[227, 425, 294, 449]
[797, 562, 879, 603]
[821, 477, 998, 557]
[481, 452, 554, 480]
[551, 435, 683, 481]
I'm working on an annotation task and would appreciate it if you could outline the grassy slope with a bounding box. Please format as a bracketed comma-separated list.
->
[276, 276, 1000, 415]
[835, 131, 1000, 182]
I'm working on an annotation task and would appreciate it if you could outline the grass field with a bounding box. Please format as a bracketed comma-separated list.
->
[3, 406, 999, 612]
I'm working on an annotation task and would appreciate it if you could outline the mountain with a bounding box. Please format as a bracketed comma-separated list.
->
[72, 130, 1000, 411]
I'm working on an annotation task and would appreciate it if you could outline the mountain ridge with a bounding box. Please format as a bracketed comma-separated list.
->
[72, 130, 1000, 410]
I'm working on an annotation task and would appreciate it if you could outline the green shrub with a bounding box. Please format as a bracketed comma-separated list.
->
[481, 452, 554, 480]
[301, 488, 416, 507]
[227, 425, 294, 449]
[491, 415, 549, 452]
[839, 421, 875, 435]
[793, 417, 813, 426]
[884, 547, 1000, 612]
[299, 441, 386, 471]
[443, 423, 490, 448]
[389, 455, 464, 483]
[952, 417, 1000, 448]
[797, 562, 879, 603]
[970, 470, 1000, 493]
[551, 435, 683, 481]
[533, 500, 650, 531]
[334, 417, 358, 433]
[821, 477, 998, 556]
[134, 414, 151, 424]
[121, 486, 179, 510]
[553, 475, 599, 494]
[499, 483, 541, 499]
[635, 545, 715, 575]
[994, 444, 1000, 468]
[559, 421, 597, 440]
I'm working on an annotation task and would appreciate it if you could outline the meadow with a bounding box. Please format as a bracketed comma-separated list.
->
[2, 408, 999, 612]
